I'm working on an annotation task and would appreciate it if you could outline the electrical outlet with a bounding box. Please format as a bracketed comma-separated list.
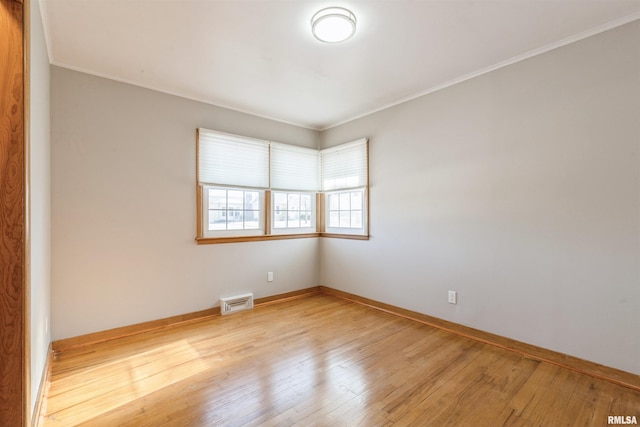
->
[448, 291, 457, 304]
[267, 272, 273, 282]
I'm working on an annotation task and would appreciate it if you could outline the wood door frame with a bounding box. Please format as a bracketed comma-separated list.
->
[0, 0, 30, 425]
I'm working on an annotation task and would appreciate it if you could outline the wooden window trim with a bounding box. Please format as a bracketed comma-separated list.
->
[195, 135, 370, 244]
[319, 233, 370, 241]
[195, 233, 369, 245]
[264, 190, 271, 235]
[196, 233, 321, 245]
[196, 189, 369, 244]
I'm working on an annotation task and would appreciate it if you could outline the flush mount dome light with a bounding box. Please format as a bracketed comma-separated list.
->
[311, 7, 357, 43]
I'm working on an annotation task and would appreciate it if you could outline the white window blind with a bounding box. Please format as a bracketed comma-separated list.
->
[198, 129, 269, 188]
[270, 142, 320, 191]
[321, 138, 368, 191]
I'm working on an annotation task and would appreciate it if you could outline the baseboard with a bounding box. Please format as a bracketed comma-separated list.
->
[319, 286, 640, 392]
[254, 286, 322, 306]
[49, 284, 638, 392]
[52, 286, 322, 353]
[31, 344, 53, 427]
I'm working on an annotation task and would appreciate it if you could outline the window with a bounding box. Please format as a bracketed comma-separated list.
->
[197, 130, 268, 238]
[270, 142, 319, 193]
[272, 191, 315, 233]
[269, 142, 319, 235]
[204, 187, 263, 235]
[321, 139, 368, 236]
[327, 189, 364, 229]
[196, 128, 368, 243]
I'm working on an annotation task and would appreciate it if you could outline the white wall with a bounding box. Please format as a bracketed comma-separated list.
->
[320, 22, 640, 374]
[29, 0, 51, 416]
[51, 67, 320, 340]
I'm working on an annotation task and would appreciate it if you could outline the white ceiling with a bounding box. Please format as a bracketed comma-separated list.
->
[40, 0, 640, 130]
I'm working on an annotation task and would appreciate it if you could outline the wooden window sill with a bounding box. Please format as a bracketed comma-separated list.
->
[196, 233, 369, 244]
[319, 233, 369, 240]
[196, 233, 320, 244]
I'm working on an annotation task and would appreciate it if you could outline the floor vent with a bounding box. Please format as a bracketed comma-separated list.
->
[220, 293, 254, 315]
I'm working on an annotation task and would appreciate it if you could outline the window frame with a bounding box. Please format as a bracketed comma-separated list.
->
[323, 187, 368, 236]
[197, 186, 321, 244]
[271, 190, 317, 235]
[318, 138, 369, 239]
[201, 185, 265, 238]
[195, 129, 369, 244]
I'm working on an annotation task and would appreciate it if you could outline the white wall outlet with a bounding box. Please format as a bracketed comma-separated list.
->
[448, 290, 457, 304]
[267, 272, 273, 282]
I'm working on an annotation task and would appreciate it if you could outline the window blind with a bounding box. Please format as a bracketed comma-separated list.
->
[198, 129, 269, 188]
[270, 142, 320, 191]
[320, 138, 368, 191]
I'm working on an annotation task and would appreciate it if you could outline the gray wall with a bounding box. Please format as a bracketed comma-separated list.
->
[30, 0, 52, 415]
[51, 67, 320, 340]
[50, 21, 639, 375]
[320, 21, 640, 374]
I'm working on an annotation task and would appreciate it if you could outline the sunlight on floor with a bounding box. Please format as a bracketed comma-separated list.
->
[45, 339, 211, 426]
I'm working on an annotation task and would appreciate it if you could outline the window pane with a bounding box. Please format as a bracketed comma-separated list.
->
[228, 190, 243, 210]
[287, 211, 300, 228]
[300, 211, 312, 227]
[274, 211, 287, 227]
[272, 192, 314, 231]
[227, 210, 243, 229]
[202, 186, 265, 237]
[339, 211, 350, 228]
[245, 191, 259, 210]
[288, 193, 300, 211]
[329, 194, 339, 211]
[274, 192, 287, 228]
[209, 189, 227, 209]
[301, 194, 312, 210]
[329, 211, 339, 227]
[274, 192, 287, 210]
[245, 210, 260, 229]
[351, 191, 362, 209]
[351, 211, 362, 228]
[209, 210, 227, 230]
[339, 193, 350, 210]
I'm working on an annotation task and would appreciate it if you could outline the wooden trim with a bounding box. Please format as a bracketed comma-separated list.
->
[316, 192, 324, 231]
[195, 186, 301, 242]
[196, 233, 320, 245]
[31, 344, 52, 427]
[319, 233, 369, 240]
[52, 307, 221, 353]
[52, 287, 322, 354]
[50, 284, 639, 392]
[24, 0, 32, 424]
[196, 184, 203, 238]
[254, 286, 321, 306]
[0, 1, 27, 425]
[320, 286, 640, 392]
[264, 190, 271, 235]
[195, 130, 202, 239]
[365, 138, 370, 237]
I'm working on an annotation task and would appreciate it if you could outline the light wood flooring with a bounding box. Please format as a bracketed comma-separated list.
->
[40, 294, 640, 426]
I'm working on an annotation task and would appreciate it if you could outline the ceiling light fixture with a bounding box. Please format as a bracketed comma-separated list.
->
[311, 7, 357, 43]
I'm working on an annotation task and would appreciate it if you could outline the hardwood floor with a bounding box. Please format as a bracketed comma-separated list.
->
[40, 295, 639, 426]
